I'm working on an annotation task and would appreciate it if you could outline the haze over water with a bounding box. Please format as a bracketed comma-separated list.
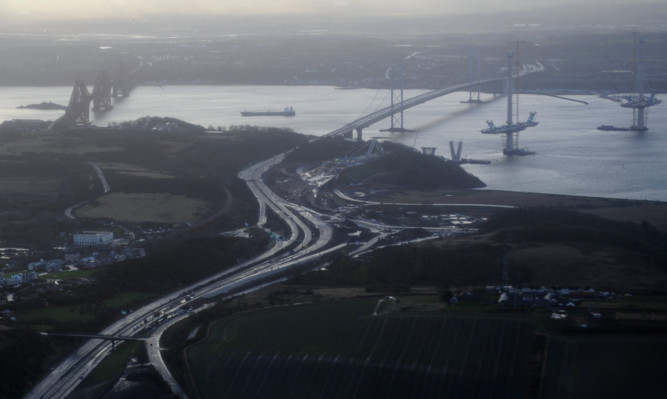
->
[1, 85, 665, 201]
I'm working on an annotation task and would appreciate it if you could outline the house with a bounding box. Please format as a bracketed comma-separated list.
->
[28, 259, 64, 272]
[498, 291, 553, 309]
[3, 272, 38, 287]
[65, 253, 81, 263]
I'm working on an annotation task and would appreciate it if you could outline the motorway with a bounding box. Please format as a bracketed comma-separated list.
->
[25, 66, 538, 396]
[25, 154, 338, 399]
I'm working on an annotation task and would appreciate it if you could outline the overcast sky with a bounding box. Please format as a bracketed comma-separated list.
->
[2, 0, 662, 19]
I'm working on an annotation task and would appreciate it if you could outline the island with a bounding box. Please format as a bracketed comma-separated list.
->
[17, 101, 67, 110]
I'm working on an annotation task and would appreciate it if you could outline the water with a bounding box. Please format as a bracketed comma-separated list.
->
[1, 85, 665, 201]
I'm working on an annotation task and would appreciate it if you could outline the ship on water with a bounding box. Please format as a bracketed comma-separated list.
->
[241, 106, 295, 117]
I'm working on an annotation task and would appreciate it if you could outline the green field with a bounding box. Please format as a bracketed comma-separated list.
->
[542, 334, 667, 399]
[187, 299, 536, 399]
[38, 268, 99, 280]
[19, 292, 152, 325]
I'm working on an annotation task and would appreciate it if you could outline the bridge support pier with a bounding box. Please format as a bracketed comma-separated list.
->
[356, 128, 363, 141]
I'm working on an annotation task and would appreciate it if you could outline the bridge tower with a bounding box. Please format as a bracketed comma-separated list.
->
[92, 70, 113, 112]
[112, 61, 130, 98]
[67, 81, 92, 126]
[621, 35, 661, 131]
[480, 51, 538, 156]
[390, 65, 404, 131]
[462, 52, 482, 104]
[382, 64, 413, 133]
[48, 81, 93, 130]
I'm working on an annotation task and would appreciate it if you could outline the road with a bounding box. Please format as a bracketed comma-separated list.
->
[332, 188, 516, 209]
[25, 153, 337, 399]
[28, 110, 510, 397]
[88, 162, 111, 194]
[64, 162, 110, 220]
[325, 62, 544, 138]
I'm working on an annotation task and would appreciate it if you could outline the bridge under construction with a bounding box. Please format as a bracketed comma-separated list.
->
[598, 33, 661, 132]
[480, 51, 539, 156]
[325, 61, 544, 141]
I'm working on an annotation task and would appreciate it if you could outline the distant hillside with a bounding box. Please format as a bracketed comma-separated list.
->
[337, 142, 485, 189]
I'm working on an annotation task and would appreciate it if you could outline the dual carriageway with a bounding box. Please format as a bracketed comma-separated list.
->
[26, 152, 340, 399]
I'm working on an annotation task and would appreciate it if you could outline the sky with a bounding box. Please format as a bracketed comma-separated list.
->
[2, 0, 661, 20]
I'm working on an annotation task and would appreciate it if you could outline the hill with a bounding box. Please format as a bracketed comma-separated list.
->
[337, 142, 485, 189]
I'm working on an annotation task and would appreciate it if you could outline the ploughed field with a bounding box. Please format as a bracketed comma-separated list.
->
[542, 334, 667, 399]
[187, 298, 535, 399]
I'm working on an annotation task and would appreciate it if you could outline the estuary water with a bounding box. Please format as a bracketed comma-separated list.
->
[1, 85, 665, 201]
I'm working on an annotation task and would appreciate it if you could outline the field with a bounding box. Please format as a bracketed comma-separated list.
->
[97, 162, 177, 179]
[0, 135, 123, 156]
[0, 177, 61, 195]
[542, 334, 667, 399]
[187, 299, 536, 399]
[75, 192, 208, 223]
[19, 292, 152, 326]
[368, 189, 667, 232]
[38, 268, 99, 280]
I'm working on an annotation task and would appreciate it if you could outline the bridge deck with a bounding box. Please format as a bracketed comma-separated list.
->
[325, 63, 542, 138]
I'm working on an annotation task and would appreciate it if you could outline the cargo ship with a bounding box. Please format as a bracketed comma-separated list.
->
[241, 106, 295, 117]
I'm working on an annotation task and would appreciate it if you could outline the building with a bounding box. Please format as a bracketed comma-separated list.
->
[73, 231, 114, 246]
[64, 253, 81, 263]
[2, 272, 38, 287]
[28, 259, 64, 272]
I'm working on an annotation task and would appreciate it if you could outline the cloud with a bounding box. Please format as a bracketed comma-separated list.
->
[3, 0, 665, 20]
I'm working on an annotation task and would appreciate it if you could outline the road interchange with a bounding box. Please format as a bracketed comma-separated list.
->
[25, 153, 338, 399]
[24, 59, 543, 399]
[26, 147, 510, 398]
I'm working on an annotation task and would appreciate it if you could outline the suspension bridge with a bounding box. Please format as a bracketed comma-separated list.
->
[325, 62, 544, 141]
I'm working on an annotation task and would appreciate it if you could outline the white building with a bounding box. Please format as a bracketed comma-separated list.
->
[3, 272, 38, 287]
[73, 231, 114, 246]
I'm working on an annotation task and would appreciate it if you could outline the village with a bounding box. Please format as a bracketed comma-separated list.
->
[0, 230, 146, 308]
